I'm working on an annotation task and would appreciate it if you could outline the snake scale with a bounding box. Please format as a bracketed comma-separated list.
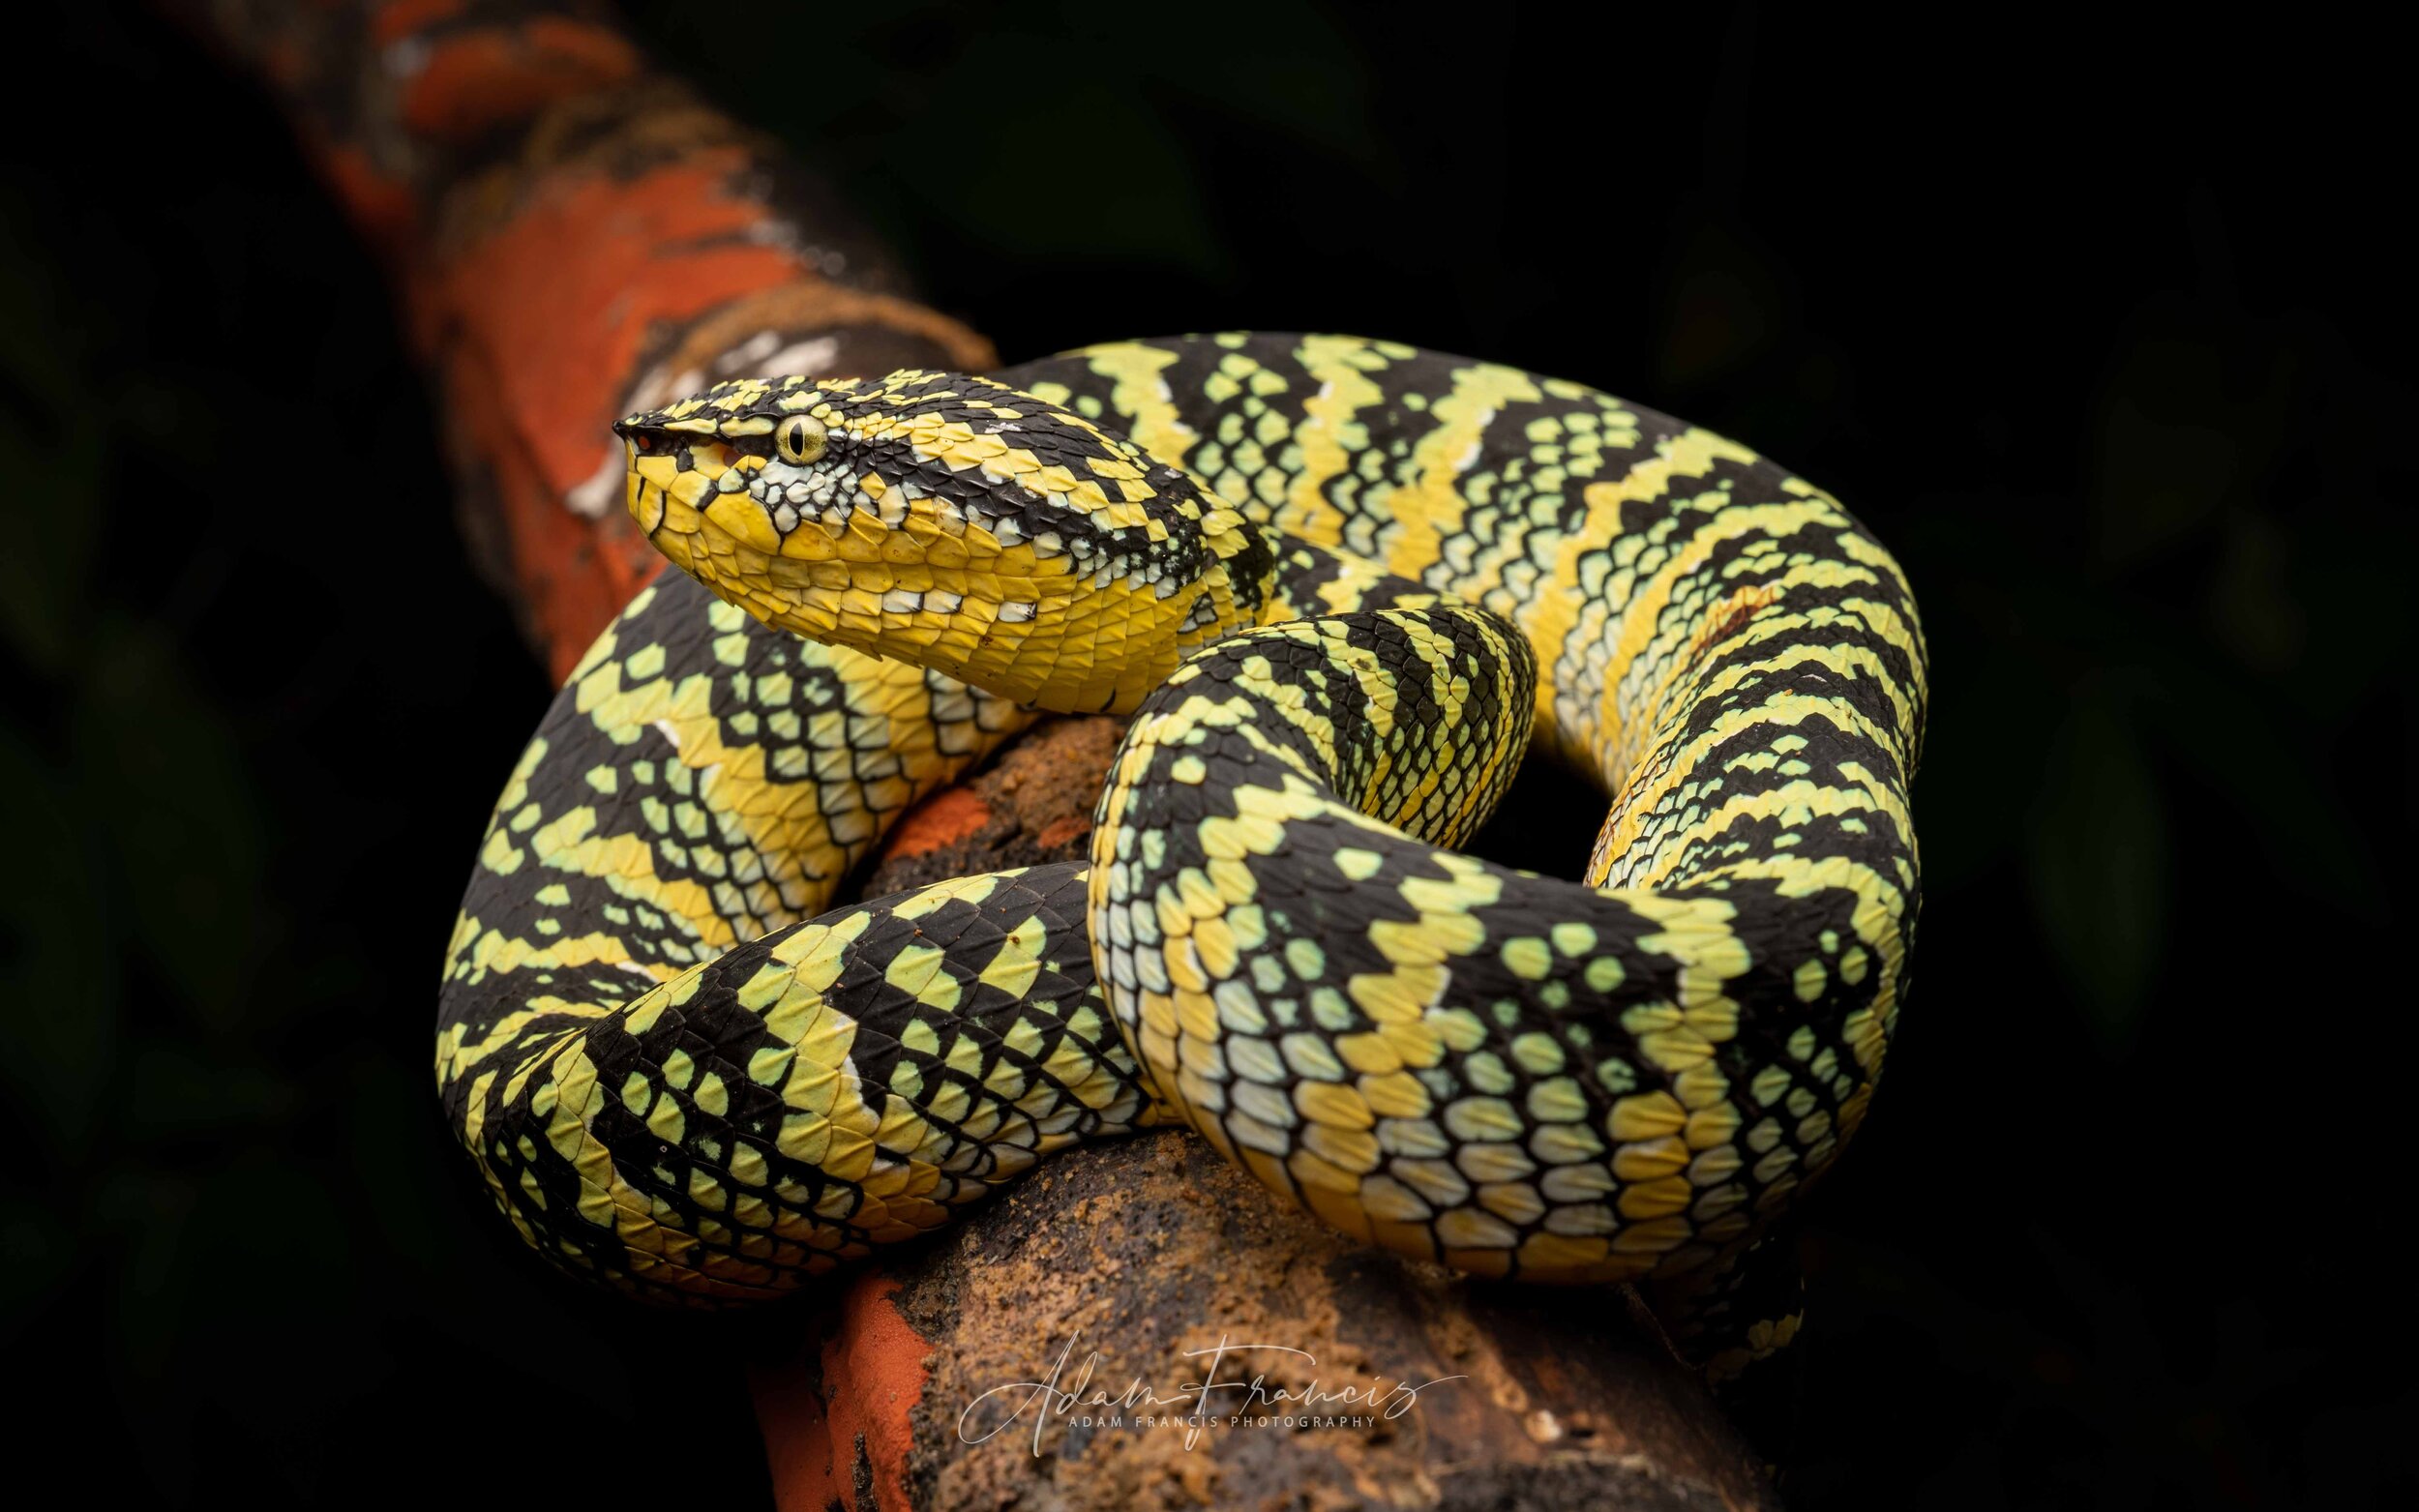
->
[437, 333, 1926, 1382]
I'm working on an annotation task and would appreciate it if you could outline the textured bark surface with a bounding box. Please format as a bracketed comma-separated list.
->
[178, 3, 1779, 1505]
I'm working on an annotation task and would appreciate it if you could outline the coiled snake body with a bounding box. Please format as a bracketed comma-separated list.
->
[438, 334, 1926, 1380]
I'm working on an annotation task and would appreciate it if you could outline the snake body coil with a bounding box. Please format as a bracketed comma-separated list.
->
[438, 334, 1926, 1376]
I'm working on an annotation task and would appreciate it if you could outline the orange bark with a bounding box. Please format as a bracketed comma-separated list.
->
[754, 1274, 933, 1512]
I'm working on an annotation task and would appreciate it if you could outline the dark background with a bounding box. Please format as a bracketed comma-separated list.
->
[3, 4, 2409, 1506]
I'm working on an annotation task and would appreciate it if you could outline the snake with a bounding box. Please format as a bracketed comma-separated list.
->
[436, 333, 1926, 1382]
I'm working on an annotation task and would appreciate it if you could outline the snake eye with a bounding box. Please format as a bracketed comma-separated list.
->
[776, 415, 827, 465]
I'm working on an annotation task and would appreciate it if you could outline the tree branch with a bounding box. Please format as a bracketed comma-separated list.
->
[176, 3, 1779, 1504]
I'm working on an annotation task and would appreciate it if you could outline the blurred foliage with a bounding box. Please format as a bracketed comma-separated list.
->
[6, 2, 2413, 1507]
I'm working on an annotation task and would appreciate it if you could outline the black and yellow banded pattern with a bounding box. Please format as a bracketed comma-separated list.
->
[438, 334, 1925, 1378]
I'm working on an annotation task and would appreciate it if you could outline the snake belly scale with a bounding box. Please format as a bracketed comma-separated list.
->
[437, 333, 1926, 1375]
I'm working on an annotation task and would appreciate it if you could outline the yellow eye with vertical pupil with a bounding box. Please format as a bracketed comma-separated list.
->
[776, 415, 826, 464]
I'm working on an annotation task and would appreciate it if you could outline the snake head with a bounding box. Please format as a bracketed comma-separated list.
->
[617, 371, 1276, 713]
